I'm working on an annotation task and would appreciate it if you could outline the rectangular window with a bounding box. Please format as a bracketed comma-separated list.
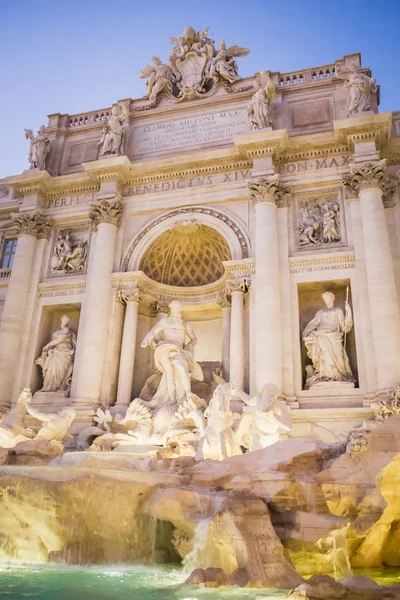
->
[1, 238, 18, 269]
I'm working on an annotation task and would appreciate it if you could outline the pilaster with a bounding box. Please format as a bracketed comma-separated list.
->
[0, 210, 52, 411]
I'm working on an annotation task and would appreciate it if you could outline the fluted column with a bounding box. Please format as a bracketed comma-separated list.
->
[0, 211, 51, 411]
[227, 281, 245, 390]
[217, 293, 231, 382]
[115, 289, 140, 408]
[74, 198, 122, 405]
[248, 177, 290, 392]
[343, 160, 400, 389]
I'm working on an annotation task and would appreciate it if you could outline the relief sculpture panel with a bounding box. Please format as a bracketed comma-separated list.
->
[294, 194, 346, 251]
[48, 224, 90, 277]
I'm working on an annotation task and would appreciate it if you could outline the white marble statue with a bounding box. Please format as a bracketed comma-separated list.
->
[141, 301, 203, 409]
[0, 388, 35, 448]
[164, 392, 206, 455]
[303, 291, 354, 389]
[234, 384, 292, 451]
[64, 240, 87, 272]
[168, 26, 215, 99]
[24, 126, 50, 170]
[97, 103, 129, 157]
[139, 56, 174, 102]
[24, 400, 76, 443]
[196, 383, 241, 461]
[247, 73, 276, 130]
[211, 41, 249, 84]
[321, 203, 340, 243]
[50, 230, 72, 271]
[35, 315, 76, 393]
[338, 64, 377, 116]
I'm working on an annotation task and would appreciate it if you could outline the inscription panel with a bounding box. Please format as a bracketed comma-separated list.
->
[132, 109, 250, 156]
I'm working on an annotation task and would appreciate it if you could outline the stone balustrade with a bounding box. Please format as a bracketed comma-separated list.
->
[68, 110, 111, 128]
[0, 268, 11, 280]
[279, 64, 336, 87]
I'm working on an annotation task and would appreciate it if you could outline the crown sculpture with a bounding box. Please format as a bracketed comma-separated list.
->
[139, 25, 250, 102]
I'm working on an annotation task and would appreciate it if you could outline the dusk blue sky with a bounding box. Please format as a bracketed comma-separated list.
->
[0, 0, 399, 178]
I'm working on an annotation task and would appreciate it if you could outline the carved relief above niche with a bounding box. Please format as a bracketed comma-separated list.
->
[47, 223, 90, 278]
[293, 190, 347, 252]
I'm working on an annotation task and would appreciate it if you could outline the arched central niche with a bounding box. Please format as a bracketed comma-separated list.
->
[140, 221, 231, 287]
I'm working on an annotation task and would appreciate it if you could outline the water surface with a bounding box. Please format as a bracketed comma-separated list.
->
[0, 565, 287, 600]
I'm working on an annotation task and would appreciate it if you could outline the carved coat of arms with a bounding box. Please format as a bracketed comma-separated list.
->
[138, 25, 250, 103]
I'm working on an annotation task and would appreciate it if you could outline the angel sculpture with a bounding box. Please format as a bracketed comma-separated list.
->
[211, 40, 250, 84]
[247, 73, 276, 130]
[97, 103, 129, 158]
[24, 126, 50, 170]
[139, 56, 174, 102]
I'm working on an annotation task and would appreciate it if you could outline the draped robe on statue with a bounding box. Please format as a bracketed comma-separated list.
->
[37, 326, 76, 392]
[303, 305, 354, 388]
[142, 311, 203, 410]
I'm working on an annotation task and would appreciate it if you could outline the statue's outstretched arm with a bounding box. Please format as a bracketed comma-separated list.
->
[142, 320, 163, 348]
[303, 312, 321, 339]
[43, 333, 67, 351]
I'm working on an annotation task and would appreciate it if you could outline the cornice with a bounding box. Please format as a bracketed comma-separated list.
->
[234, 128, 289, 159]
[334, 112, 392, 153]
[82, 156, 132, 184]
[111, 262, 254, 305]
[4, 170, 53, 196]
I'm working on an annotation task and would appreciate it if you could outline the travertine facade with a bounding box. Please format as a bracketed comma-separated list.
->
[1, 37, 399, 444]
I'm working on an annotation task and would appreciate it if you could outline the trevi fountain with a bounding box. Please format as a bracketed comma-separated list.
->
[1, 25, 400, 600]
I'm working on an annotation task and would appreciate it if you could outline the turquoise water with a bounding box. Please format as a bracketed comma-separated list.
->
[0, 565, 287, 600]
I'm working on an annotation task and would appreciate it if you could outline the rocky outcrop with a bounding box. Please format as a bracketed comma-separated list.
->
[206, 491, 302, 588]
[1, 419, 400, 593]
[289, 574, 400, 599]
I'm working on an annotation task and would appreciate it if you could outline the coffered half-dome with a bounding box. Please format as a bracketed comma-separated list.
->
[139, 221, 231, 287]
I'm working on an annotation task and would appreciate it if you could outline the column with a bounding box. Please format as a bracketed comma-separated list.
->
[217, 293, 231, 382]
[115, 289, 140, 408]
[248, 177, 290, 391]
[343, 159, 400, 389]
[74, 198, 122, 405]
[228, 282, 245, 390]
[0, 211, 51, 411]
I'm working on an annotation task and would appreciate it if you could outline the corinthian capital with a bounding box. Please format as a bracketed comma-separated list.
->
[248, 176, 291, 207]
[117, 288, 139, 304]
[342, 159, 388, 196]
[11, 210, 52, 239]
[89, 199, 122, 230]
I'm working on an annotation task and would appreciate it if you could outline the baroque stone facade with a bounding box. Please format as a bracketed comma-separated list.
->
[0, 38, 400, 446]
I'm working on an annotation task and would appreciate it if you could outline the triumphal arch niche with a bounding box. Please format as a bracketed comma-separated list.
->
[0, 23, 400, 449]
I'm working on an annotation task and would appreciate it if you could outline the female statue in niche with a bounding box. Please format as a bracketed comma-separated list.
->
[36, 315, 76, 392]
[302, 291, 355, 389]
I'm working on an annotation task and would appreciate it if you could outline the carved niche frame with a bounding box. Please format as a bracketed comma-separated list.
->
[47, 220, 91, 279]
[292, 186, 348, 253]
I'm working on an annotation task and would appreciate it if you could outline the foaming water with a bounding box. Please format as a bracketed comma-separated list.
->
[0, 564, 287, 600]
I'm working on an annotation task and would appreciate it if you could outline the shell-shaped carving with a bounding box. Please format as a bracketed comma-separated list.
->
[115, 398, 153, 441]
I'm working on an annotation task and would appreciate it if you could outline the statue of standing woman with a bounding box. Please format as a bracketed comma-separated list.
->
[247, 73, 276, 130]
[36, 315, 76, 393]
[303, 291, 354, 389]
[97, 103, 129, 158]
[24, 126, 50, 170]
[338, 64, 377, 116]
